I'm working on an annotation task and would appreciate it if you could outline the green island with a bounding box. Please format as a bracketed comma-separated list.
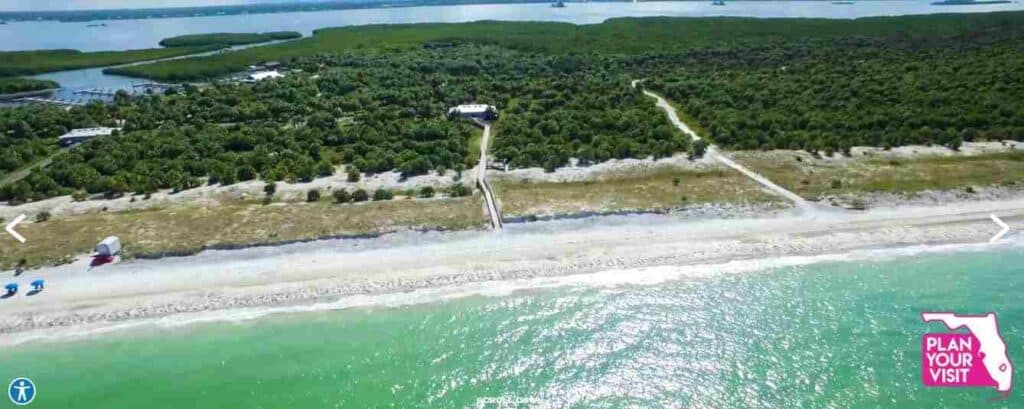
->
[158, 31, 302, 47]
[107, 12, 1024, 80]
[0, 45, 220, 98]
[0, 47, 221, 78]
[0, 77, 59, 94]
[4, 11, 1024, 268]
[0, 31, 299, 96]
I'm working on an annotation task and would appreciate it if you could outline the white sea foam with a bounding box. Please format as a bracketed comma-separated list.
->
[4, 236, 1020, 347]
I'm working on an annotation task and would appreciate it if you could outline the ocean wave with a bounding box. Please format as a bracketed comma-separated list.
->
[4, 236, 1021, 347]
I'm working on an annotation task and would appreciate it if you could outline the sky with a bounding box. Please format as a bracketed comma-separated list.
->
[1, 0, 312, 12]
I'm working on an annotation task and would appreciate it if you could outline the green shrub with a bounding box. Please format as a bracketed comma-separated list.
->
[419, 186, 436, 198]
[333, 189, 351, 203]
[352, 189, 369, 202]
[373, 188, 394, 201]
[35, 211, 51, 222]
[448, 183, 471, 197]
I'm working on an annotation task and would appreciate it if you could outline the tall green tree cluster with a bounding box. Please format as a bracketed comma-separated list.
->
[645, 38, 1024, 153]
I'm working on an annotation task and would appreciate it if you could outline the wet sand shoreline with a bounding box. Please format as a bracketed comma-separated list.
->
[2, 196, 1023, 344]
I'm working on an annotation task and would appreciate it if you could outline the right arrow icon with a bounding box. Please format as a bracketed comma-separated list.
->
[5, 214, 26, 244]
[990, 214, 1010, 243]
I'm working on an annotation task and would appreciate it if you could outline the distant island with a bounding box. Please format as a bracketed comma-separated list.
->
[158, 32, 302, 48]
[932, 0, 1011, 4]
[0, 0, 556, 23]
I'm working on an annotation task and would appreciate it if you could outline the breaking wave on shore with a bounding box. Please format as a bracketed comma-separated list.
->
[5, 235, 1020, 347]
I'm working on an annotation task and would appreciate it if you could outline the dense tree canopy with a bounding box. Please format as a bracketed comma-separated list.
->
[645, 37, 1024, 153]
[5, 11, 1024, 203]
[1, 45, 684, 202]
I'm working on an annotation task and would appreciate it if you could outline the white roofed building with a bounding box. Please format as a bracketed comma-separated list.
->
[57, 127, 120, 146]
[447, 104, 497, 121]
[247, 70, 284, 82]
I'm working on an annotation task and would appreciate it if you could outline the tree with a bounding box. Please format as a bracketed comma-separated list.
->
[352, 189, 369, 202]
[690, 140, 707, 159]
[333, 188, 351, 203]
[307, 189, 321, 202]
[419, 186, 436, 198]
[448, 183, 471, 197]
[373, 188, 394, 201]
[347, 167, 361, 182]
[317, 161, 334, 177]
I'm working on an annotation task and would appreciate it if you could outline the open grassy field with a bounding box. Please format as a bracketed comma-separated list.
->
[0, 195, 486, 269]
[491, 165, 778, 218]
[109, 11, 1024, 81]
[0, 46, 219, 77]
[730, 150, 1024, 202]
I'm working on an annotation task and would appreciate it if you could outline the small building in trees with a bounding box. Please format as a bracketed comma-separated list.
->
[57, 127, 120, 146]
[447, 104, 498, 121]
[246, 70, 284, 82]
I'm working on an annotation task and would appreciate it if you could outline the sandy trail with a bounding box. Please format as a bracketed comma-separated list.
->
[634, 82, 816, 211]
[476, 123, 503, 229]
[0, 195, 1021, 342]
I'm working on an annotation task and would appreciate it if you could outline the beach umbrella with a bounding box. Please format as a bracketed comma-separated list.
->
[4, 283, 17, 294]
[31, 280, 44, 290]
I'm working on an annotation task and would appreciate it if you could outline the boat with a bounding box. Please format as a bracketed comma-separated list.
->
[551, 0, 566, 7]
[712, 0, 726, 5]
[832, 1, 855, 4]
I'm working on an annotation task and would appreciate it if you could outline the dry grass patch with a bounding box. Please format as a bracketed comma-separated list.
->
[491, 165, 778, 217]
[0, 196, 486, 269]
[730, 150, 1024, 200]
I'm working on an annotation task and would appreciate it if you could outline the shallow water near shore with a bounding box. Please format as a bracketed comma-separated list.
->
[1, 244, 1021, 408]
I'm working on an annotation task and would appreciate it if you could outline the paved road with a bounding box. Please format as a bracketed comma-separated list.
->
[476, 123, 503, 229]
[634, 82, 816, 211]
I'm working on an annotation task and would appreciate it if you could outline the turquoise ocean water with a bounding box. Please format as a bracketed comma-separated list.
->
[1, 243, 1021, 408]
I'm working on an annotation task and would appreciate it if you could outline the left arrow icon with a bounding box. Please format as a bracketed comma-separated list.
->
[6, 214, 26, 243]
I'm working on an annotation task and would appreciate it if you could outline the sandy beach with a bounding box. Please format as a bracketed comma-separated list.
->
[1, 194, 1022, 344]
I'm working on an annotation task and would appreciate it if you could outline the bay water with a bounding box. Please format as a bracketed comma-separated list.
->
[3, 1, 1024, 52]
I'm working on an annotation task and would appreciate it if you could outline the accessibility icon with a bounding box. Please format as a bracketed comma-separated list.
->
[8, 377, 35, 405]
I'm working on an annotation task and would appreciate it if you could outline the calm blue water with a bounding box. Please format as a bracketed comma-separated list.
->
[25, 40, 295, 102]
[0, 0, 269, 12]
[4, 1, 1023, 52]
[1, 243, 1021, 407]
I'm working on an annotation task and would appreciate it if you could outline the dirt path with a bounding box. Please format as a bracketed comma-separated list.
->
[634, 82, 816, 211]
[0, 148, 66, 188]
[477, 123, 503, 229]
